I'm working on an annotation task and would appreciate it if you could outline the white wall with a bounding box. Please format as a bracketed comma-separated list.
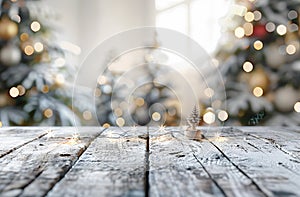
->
[44, 0, 155, 63]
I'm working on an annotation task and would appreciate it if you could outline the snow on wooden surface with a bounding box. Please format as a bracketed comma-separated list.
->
[0, 126, 299, 197]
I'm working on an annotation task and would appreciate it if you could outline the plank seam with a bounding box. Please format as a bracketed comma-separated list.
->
[207, 137, 271, 197]
[0, 131, 49, 159]
[43, 128, 107, 196]
[145, 127, 150, 197]
[248, 133, 300, 161]
[191, 152, 228, 197]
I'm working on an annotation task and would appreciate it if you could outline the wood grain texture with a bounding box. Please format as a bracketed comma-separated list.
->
[0, 126, 300, 197]
[208, 127, 300, 197]
[47, 127, 147, 197]
[0, 127, 102, 197]
[149, 127, 266, 197]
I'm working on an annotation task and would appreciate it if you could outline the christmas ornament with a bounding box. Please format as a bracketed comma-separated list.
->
[0, 92, 14, 107]
[248, 67, 270, 91]
[0, 16, 18, 40]
[252, 24, 267, 39]
[0, 44, 21, 66]
[274, 86, 299, 112]
[265, 44, 285, 68]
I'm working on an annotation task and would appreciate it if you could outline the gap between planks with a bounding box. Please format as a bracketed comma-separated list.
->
[43, 128, 106, 196]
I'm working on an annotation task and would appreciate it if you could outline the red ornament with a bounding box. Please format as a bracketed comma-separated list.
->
[252, 24, 267, 39]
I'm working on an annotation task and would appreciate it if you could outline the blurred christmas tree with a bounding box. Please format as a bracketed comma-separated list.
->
[0, 0, 80, 126]
[95, 48, 181, 127]
[215, 0, 300, 125]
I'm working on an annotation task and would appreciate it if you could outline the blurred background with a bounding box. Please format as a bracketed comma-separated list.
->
[0, 0, 299, 127]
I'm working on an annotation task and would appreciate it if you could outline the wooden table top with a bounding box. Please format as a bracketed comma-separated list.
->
[0, 126, 299, 197]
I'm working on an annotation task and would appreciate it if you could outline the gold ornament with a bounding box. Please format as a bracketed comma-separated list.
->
[274, 86, 299, 112]
[0, 16, 18, 40]
[0, 93, 15, 107]
[248, 67, 270, 91]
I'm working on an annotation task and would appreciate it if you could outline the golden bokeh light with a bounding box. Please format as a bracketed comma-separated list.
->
[152, 112, 161, 121]
[294, 102, 300, 112]
[42, 85, 49, 93]
[34, 42, 44, 52]
[203, 111, 215, 124]
[20, 33, 29, 41]
[83, 110, 92, 120]
[0, 121, 2, 127]
[253, 87, 264, 97]
[24, 45, 34, 55]
[253, 40, 263, 50]
[116, 117, 125, 127]
[97, 76, 107, 85]
[9, 87, 19, 98]
[55, 74, 65, 85]
[286, 44, 296, 55]
[234, 27, 245, 38]
[114, 108, 123, 117]
[276, 24, 287, 36]
[44, 108, 53, 118]
[244, 12, 255, 22]
[103, 123, 110, 128]
[135, 97, 145, 107]
[218, 110, 229, 121]
[17, 85, 26, 96]
[243, 61, 254, 72]
[31, 21, 41, 32]
[243, 23, 253, 36]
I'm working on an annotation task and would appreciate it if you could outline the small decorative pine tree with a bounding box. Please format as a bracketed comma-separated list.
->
[187, 105, 200, 131]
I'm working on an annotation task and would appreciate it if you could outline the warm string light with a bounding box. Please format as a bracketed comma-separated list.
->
[253, 40, 263, 50]
[103, 123, 110, 128]
[44, 108, 53, 118]
[31, 21, 41, 32]
[114, 108, 123, 117]
[235, 27, 244, 38]
[243, 61, 254, 72]
[24, 45, 34, 55]
[243, 23, 253, 36]
[244, 12, 254, 22]
[9, 87, 19, 98]
[0, 121, 2, 127]
[203, 111, 215, 124]
[152, 112, 161, 121]
[135, 97, 145, 107]
[116, 117, 125, 126]
[253, 87, 264, 97]
[217, 110, 228, 121]
[34, 42, 44, 52]
[17, 85, 26, 96]
[276, 24, 287, 36]
[266, 22, 276, 32]
[286, 44, 296, 55]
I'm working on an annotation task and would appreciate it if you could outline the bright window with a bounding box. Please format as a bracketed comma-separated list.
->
[156, 0, 230, 54]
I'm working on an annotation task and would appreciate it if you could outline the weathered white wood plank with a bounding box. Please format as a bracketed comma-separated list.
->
[47, 127, 147, 197]
[208, 127, 300, 197]
[238, 127, 300, 160]
[149, 127, 266, 197]
[0, 127, 49, 158]
[0, 127, 102, 197]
